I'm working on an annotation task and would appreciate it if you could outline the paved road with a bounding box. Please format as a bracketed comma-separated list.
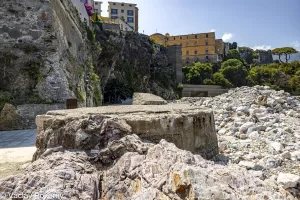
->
[0, 129, 36, 148]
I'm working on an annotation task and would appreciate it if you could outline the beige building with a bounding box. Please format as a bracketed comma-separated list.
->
[150, 32, 226, 65]
[93, 0, 102, 15]
[108, 1, 138, 32]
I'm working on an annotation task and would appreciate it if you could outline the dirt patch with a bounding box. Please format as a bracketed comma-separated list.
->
[0, 162, 30, 180]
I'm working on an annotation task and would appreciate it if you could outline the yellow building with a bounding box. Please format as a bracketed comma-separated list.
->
[150, 32, 225, 65]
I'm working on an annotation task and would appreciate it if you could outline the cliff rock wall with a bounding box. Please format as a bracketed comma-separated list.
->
[93, 27, 178, 102]
[0, 0, 102, 130]
[0, 0, 85, 104]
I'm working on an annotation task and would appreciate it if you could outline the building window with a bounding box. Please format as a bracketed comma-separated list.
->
[94, 9, 99, 13]
[129, 4, 132, 7]
[206, 56, 209, 60]
[195, 35, 197, 39]
[127, 10, 134, 16]
[186, 50, 189, 55]
[173, 37, 175, 40]
[186, 61, 189, 64]
[206, 49, 208, 54]
[127, 17, 134, 23]
[111, 9, 118, 14]
[206, 33, 208, 38]
[94, 2, 98, 5]
[113, 3, 116, 5]
[194, 42, 197, 46]
[194, 50, 198, 55]
[180, 36, 182, 39]
[205, 40, 208, 46]
[121, 3, 124, 6]
[186, 42, 188, 46]
[121, 9, 124, 13]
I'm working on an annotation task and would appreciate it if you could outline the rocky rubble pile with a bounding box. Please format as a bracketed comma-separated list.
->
[0, 135, 297, 199]
[1, 87, 299, 199]
[180, 86, 300, 195]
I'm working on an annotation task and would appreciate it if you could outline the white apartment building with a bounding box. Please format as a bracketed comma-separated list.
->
[108, 1, 138, 32]
[93, 0, 102, 15]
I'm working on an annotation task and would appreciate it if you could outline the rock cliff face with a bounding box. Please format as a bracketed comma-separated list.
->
[0, 0, 91, 105]
[0, 0, 178, 130]
[93, 27, 178, 102]
[0, 0, 104, 130]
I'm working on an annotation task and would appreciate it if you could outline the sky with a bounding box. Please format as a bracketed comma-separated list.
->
[100, 0, 300, 51]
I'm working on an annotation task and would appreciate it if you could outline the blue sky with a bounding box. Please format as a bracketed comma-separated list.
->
[101, 0, 300, 50]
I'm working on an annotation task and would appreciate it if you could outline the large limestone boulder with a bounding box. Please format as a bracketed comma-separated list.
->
[34, 104, 218, 160]
[132, 93, 167, 105]
[0, 135, 295, 199]
[0, 103, 21, 130]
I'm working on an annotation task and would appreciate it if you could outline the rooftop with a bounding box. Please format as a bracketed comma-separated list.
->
[108, 1, 137, 6]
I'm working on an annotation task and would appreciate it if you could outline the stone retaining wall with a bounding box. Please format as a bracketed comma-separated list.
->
[182, 84, 229, 97]
[0, 103, 65, 130]
[102, 23, 120, 33]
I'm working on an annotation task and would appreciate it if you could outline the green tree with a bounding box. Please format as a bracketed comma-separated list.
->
[224, 49, 246, 64]
[272, 47, 298, 63]
[220, 59, 248, 87]
[183, 62, 213, 84]
[231, 42, 238, 50]
[213, 72, 233, 88]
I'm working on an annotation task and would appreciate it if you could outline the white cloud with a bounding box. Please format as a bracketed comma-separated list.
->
[252, 45, 272, 51]
[222, 33, 233, 42]
[291, 41, 300, 50]
[209, 29, 215, 32]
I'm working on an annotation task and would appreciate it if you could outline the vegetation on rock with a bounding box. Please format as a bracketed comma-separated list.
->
[183, 46, 300, 95]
